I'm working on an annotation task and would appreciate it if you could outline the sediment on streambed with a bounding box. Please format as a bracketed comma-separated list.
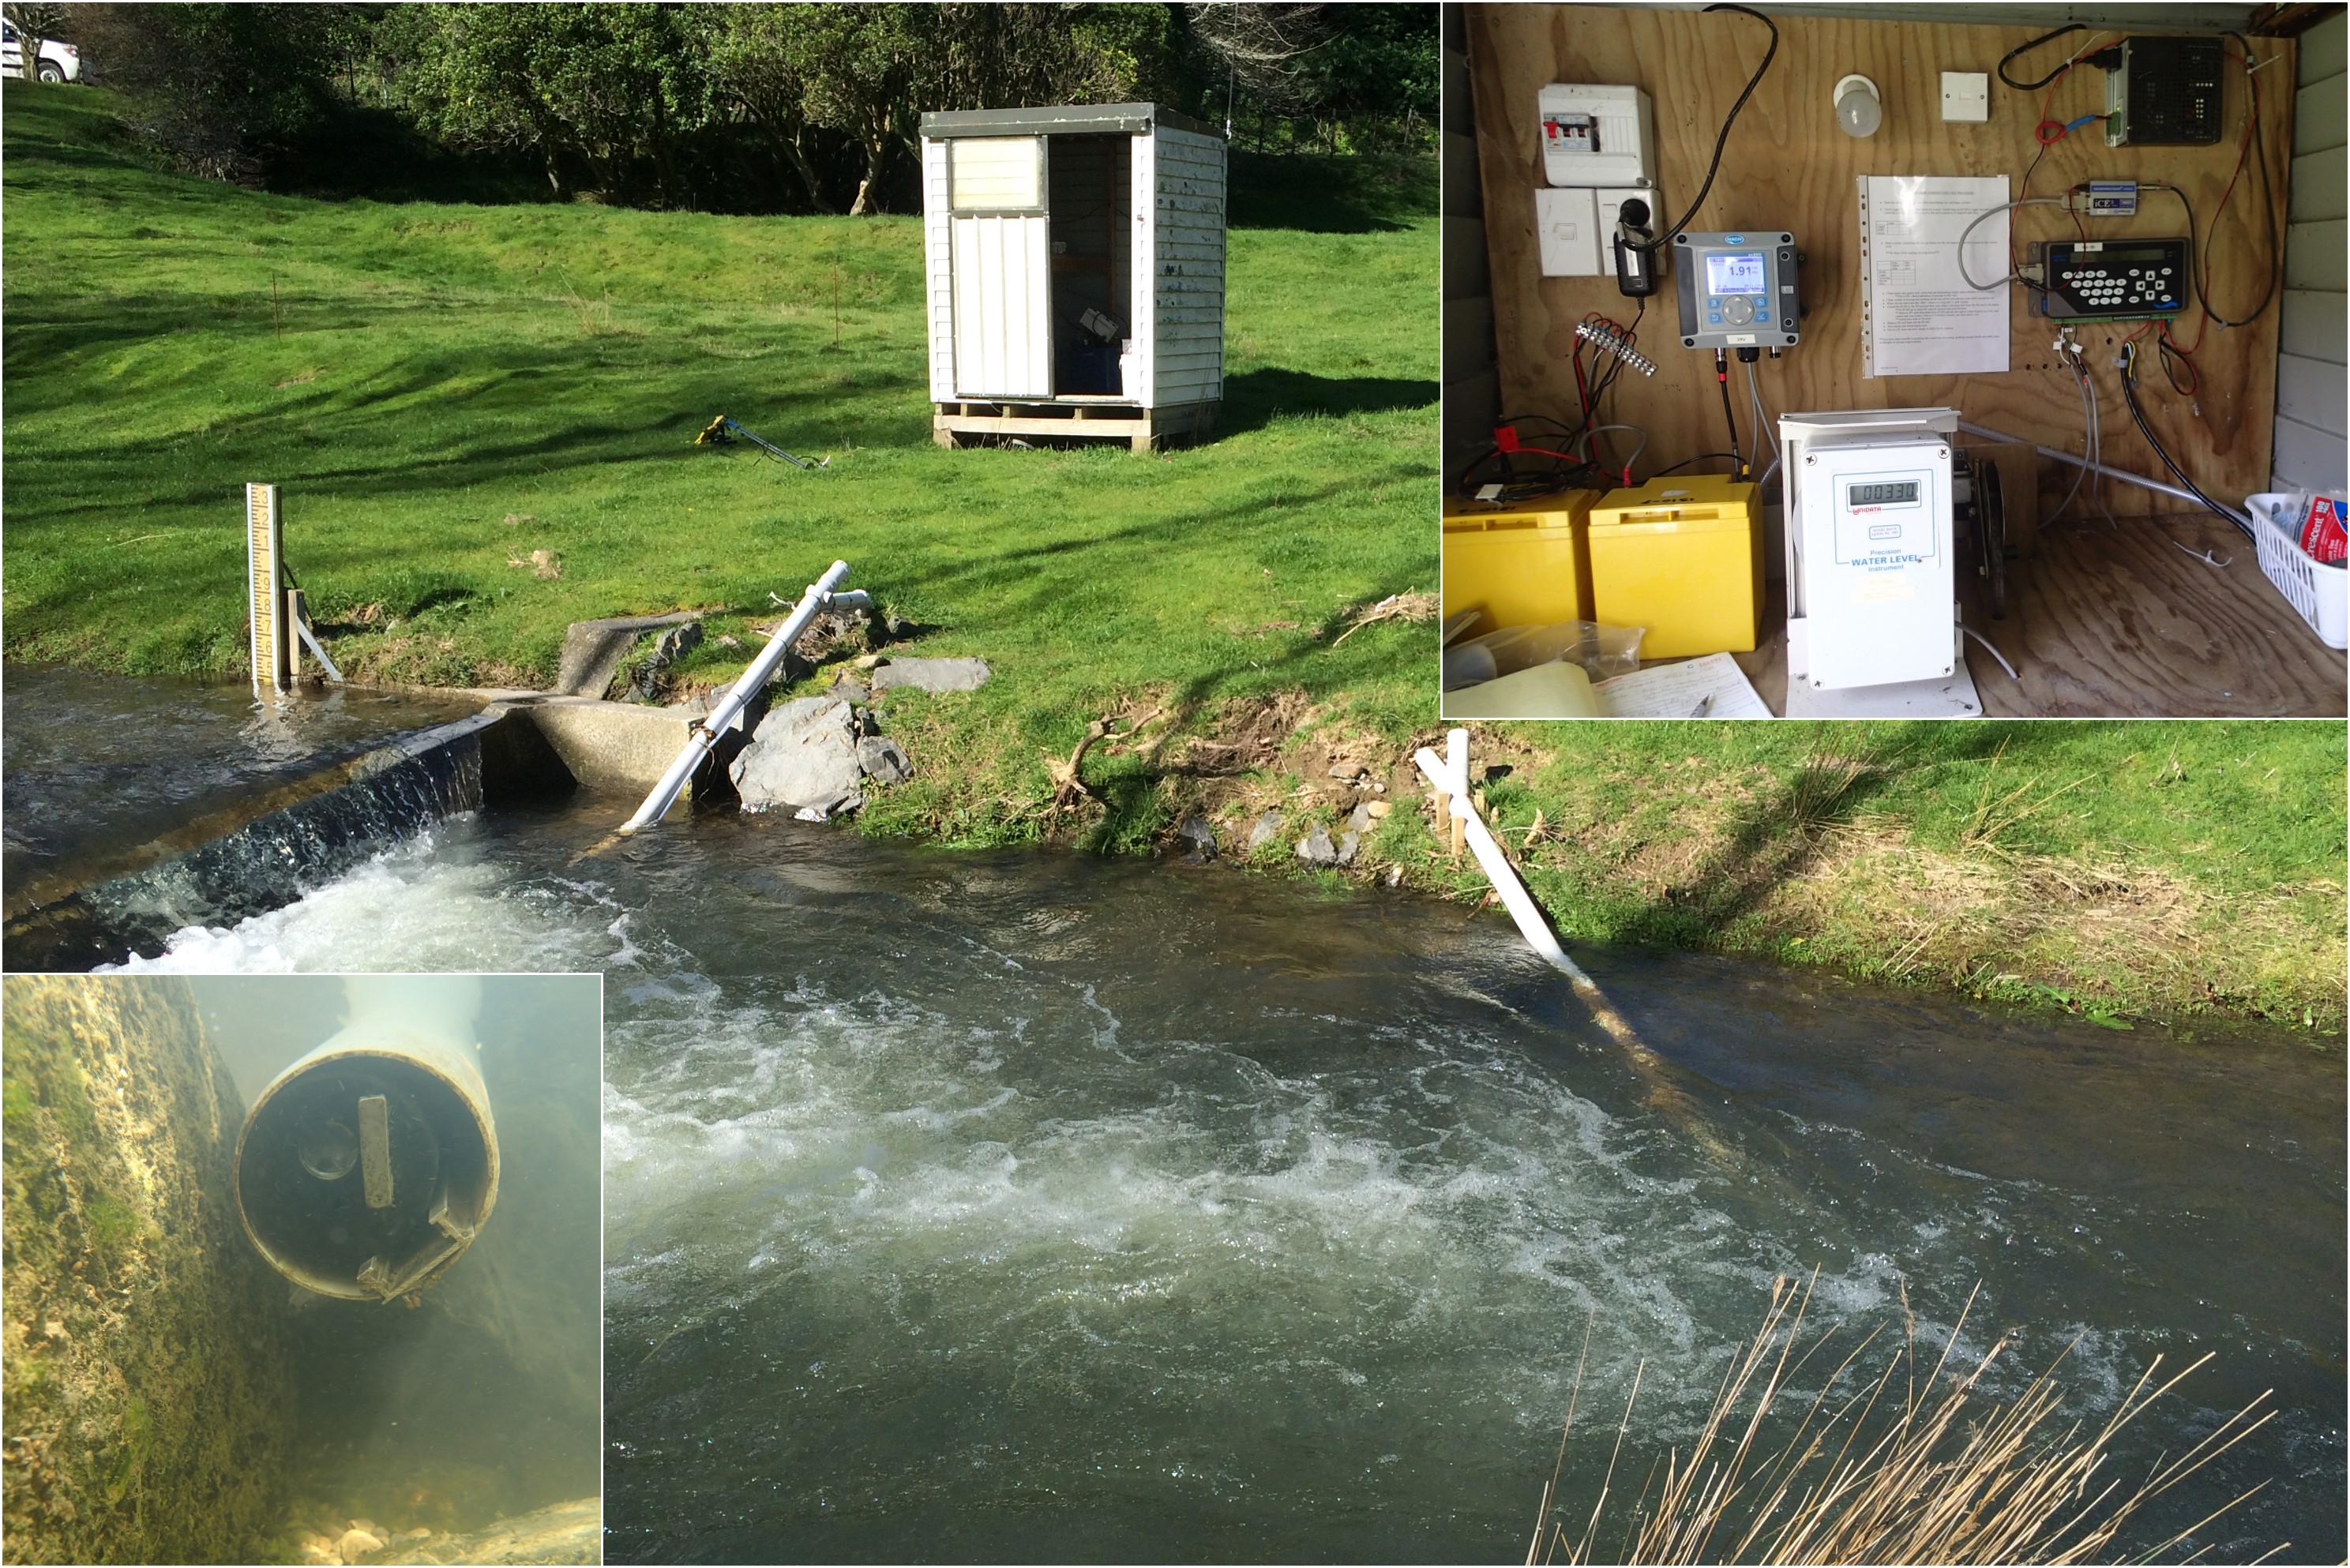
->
[1, 977, 293, 1564]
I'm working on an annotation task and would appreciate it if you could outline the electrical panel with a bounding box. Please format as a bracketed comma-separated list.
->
[1538, 84, 1657, 189]
[2029, 238, 2188, 318]
[1672, 231, 1800, 350]
[2104, 36, 2224, 145]
[1536, 186, 1667, 279]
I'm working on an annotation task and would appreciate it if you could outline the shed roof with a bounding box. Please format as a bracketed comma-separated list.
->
[920, 103, 1220, 140]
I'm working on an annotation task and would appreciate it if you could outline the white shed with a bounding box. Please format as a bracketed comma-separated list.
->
[920, 103, 1226, 452]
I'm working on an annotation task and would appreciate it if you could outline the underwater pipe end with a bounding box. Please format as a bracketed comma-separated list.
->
[235, 989, 496, 1304]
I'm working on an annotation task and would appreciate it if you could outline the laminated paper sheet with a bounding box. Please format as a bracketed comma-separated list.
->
[1592, 653, 1774, 719]
[1859, 175, 2010, 378]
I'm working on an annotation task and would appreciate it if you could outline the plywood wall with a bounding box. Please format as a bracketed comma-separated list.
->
[1466, 6, 2297, 516]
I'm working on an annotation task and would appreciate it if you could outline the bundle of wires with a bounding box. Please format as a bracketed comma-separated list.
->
[1453, 303, 1650, 499]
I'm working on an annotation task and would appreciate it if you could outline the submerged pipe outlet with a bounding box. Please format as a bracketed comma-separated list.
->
[234, 977, 497, 1304]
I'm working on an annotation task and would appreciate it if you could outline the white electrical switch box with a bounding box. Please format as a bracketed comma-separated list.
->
[1940, 72, 1990, 122]
[1794, 428, 1956, 690]
[1535, 186, 1601, 276]
[1539, 84, 1656, 188]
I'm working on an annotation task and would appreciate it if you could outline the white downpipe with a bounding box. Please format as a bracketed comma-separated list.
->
[620, 560, 858, 834]
[1415, 733, 1584, 984]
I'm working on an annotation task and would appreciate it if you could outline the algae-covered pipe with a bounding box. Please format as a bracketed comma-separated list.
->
[233, 977, 497, 1304]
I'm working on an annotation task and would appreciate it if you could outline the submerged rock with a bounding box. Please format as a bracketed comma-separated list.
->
[337, 1527, 385, 1564]
[730, 698, 865, 816]
[871, 656, 991, 694]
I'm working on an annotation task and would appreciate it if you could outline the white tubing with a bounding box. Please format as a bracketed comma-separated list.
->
[1957, 419, 2205, 508]
[620, 559, 853, 833]
[1416, 737, 1586, 984]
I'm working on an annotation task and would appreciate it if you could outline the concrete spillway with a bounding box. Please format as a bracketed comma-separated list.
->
[3, 696, 750, 971]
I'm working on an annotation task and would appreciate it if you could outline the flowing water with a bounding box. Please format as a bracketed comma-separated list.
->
[99, 794, 2345, 1566]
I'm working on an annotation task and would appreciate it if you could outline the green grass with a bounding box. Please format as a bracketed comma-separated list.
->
[2, 81, 1438, 778]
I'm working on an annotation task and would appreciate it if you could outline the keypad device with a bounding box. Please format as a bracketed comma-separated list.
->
[2030, 238, 2188, 321]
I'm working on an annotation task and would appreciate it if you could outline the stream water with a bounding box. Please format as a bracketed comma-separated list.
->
[95, 790, 2344, 1565]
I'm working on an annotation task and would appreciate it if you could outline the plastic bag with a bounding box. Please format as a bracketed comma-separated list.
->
[1440, 620, 1643, 690]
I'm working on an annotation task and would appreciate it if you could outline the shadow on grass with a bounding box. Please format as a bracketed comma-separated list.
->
[1218, 367, 1436, 437]
[1227, 151, 1439, 234]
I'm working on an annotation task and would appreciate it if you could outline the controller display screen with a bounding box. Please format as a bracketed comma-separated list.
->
[1704, 252, 1767, 296]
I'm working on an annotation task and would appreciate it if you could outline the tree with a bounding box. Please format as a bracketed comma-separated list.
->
[387, 3, 719, 205]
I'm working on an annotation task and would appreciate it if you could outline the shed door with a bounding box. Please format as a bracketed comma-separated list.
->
[948, 137, 1052, 399]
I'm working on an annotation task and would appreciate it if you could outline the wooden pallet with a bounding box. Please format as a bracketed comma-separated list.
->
[933, 399, 1218, 453]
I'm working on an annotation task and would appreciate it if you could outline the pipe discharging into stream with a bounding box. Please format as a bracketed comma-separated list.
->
[234, 976, 497, 1303]
[619, 559, 867, 834]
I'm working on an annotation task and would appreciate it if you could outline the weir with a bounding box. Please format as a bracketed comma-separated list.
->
[2, 694, 764, 971]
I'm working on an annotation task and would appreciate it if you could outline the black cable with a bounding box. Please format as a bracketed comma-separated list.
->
[2147, 184, 2208, 327]
[1625, 5, 1778, 253]
[2204, 30, 2282, 329]
[2119, 343, 2251, 537]
[1997, 24, 2086, 91]
[1713, 350, 1744, 479]
[1653, 452, 1740, 477]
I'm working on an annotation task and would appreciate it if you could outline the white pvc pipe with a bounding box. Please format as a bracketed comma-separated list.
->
[1416, 738, 1585, 984]
[620, 560, 854, 833]
[1956, 420, 2205, 508]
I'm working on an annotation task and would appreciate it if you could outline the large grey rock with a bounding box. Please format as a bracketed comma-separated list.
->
[554, 611, 699, 696]
[731, 697, 865, 815]
[1246, 811, 1282, 853]
[872, 657, 992, 694]
[1295, 823, 1339, 866]
[1346, 801, 1374, 835]
[1336, 830, 1361, 867]
[856, 735, 912, 785]
[1174, 812, 1216, 861]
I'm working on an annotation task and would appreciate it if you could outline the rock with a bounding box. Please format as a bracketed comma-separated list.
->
[1366, 800, 1392, 820]
[632, 621, 703, 700]
[1174, 813, 1216, 861]
[1246, 811, 1282, 853]
[871, 656, 991, 694]
[1336, 831, 1361, 867]
[856, 735, 912, 785]
[854, 653, 882, 670]
[337, 1528, 384, 1563]
[730, 697, 865, 815]
[1346, 802, 1374, 834]
[1295, 823, 1339, 866]
[828, 672, 871, 707]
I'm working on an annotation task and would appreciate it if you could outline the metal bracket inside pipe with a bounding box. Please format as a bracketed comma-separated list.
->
[1956, 419, 2224, 514]
[620, 559, 858, 833]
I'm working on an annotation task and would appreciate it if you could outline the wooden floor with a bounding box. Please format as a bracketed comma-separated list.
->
[1717, 511, 2345, 718]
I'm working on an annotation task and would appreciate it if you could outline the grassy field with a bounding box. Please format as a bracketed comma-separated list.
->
[1, 81, 1438, 752]
[4, 84, 2340, 1030]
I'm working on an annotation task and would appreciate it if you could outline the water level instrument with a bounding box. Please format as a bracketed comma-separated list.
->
[235, 977, 495, 1303]
[619, 560, 869, 833]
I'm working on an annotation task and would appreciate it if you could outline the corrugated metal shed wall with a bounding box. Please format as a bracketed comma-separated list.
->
[1442, 4, 1500, 467]
[924, 140, 956, 400]
[1151, 126, 1227, 408]
[2273, 13, 2346, 494]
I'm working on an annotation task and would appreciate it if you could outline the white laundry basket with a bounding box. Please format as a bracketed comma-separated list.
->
[2246, 493, 2348, 651]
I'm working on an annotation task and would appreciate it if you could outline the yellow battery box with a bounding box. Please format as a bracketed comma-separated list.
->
[1440, 492, 1597, 632]
[1585, 475, 1762, 658]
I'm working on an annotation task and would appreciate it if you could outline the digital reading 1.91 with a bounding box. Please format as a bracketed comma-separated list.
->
[1704, 252, 1767, 296]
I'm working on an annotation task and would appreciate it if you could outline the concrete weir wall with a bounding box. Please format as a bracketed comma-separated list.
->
[2, 699, 741, 972]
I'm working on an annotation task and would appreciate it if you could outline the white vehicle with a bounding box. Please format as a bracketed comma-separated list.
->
[1, 19, 82, 84]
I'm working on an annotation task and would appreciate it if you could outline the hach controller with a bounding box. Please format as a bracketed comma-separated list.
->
[1674, 231, 1800, 351]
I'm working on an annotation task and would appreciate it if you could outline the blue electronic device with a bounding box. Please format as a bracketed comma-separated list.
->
[1674, 231, 1800, 351]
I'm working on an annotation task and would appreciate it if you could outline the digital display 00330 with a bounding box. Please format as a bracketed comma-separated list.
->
[1848, 480, 1919, 507]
